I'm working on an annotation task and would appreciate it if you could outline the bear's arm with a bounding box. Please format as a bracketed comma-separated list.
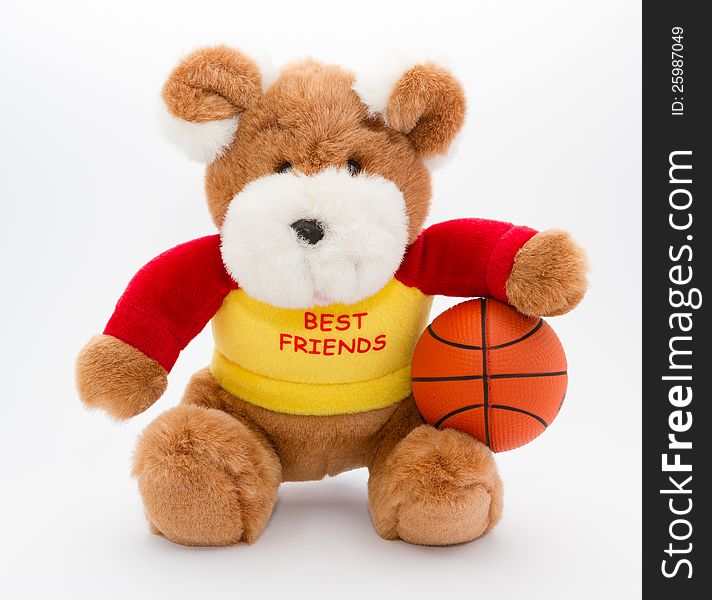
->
[103, 235, 237, 372]
[395, 219, 538, 301]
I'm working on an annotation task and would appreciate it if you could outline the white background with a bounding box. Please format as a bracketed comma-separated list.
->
[0, 1, 641, 598]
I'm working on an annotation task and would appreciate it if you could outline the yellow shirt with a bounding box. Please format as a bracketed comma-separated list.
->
[210, 279, 432, 415]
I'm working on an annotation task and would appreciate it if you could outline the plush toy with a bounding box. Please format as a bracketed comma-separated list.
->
[76, 46, 588, 547]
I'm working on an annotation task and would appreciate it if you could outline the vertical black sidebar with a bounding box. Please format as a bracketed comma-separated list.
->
[643, 2, 710, 597]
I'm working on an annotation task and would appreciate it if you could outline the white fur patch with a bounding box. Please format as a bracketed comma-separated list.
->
[220, 169, 409, 309]
[250, 50, 279, 92]
[157, 105, 239, 163]
[351, 57, 422, 123]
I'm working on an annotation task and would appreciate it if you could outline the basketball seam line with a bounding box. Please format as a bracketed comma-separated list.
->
[433, 404, 549, 431]
[426, 316, 544, 351]
[433, 404, 484, 429]
[558, 394, 566, 415]
[481, 298, 491, 448]
[426, 324, 482, 350]
[412, 371, 568, 382]
[489, 404, 548, 428]
[489, 319, 544, 349]
[491, 371, 567, 379]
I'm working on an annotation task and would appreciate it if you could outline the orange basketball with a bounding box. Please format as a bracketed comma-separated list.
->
[411, 298, 567, 452]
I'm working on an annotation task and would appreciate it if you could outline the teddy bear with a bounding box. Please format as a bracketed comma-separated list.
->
[76, 45, 588, 547]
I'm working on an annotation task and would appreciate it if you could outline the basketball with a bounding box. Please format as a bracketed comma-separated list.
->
[411, 298, 567, 452]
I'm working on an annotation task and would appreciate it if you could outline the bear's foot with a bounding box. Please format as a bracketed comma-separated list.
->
[133, 405, 281, 546]
[368, 425, 503, 546]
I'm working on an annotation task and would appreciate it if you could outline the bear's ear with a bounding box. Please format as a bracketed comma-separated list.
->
[353, 62, 466, 158]
[159, 45, 264, 163]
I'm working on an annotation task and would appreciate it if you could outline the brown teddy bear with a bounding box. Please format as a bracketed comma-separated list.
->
[76, 46, 588, 547]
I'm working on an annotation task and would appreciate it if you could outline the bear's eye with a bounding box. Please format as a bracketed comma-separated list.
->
[275, 161, 292, 174]
[347, 158, 362, 176]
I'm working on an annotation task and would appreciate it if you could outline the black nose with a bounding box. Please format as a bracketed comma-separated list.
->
[290, 219, 325, 245]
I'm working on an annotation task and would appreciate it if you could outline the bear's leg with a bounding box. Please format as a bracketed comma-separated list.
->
[133, 381, 281, 546]
[368, 397, 503, 546]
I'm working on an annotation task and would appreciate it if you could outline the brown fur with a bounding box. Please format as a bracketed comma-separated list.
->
[76, 334, 167, 420]
[181, 368, 421, 482]
[507, 229, 589, 317]
[163, 49, 469, 240]
[204, 59, 434, 242]
[162, 46, 263, 122]
[130, 368, 499, 545]
[386, 63, 467, 158]
[369, 426, 503, 545]
[133, 404, 281, 546]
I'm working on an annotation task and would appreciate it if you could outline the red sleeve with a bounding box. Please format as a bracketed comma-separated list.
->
[103, 235, 237, 372]
[394, 219, 537, 301]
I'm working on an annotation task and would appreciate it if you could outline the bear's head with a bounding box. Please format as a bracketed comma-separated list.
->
[160, 46, 466, 308]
